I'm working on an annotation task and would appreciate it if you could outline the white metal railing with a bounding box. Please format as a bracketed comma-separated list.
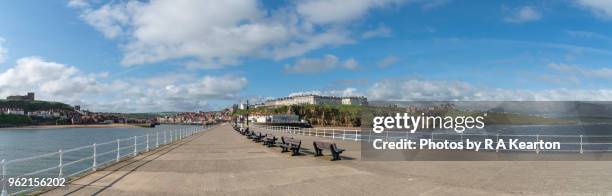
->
[0, 124, 214, 196]
[252, 125, 612, 154]
[253, 125, 362, 141]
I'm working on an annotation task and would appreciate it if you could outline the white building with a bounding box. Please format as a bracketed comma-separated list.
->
[239, 103, 248, 110]
[264, 95, 367, 106]
[5, 108, 25, 115]
[248, 115, 268, 123]
[341, 97, 368, 105]
[248, 114, 300, 123]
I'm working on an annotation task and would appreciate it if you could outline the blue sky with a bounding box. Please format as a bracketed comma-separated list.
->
[0, 0, 612, 112]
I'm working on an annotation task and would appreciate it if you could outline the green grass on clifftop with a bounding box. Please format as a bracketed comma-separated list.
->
[0, 100, 73, 111]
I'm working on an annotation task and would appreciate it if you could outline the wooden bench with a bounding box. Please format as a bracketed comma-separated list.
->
[246, 131, 257, 139]
[239, 127, 250, 135]
[235, 126, 243, 134]
[253, 132, 266, 142]
[313, 141, 345, 161]
[279, 137, 302, 156]
[263, 135, 277, 147]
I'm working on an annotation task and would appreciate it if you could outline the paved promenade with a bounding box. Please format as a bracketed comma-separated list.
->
[44, 124, 612, 195]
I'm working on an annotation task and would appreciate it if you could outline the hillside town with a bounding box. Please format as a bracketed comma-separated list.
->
[0, 92, 233, 127]
[156, 110, 233, 124]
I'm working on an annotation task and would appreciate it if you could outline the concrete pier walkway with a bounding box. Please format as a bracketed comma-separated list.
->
[44, 124, 612, 195]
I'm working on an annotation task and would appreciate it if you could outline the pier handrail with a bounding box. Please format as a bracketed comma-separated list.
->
[252, 124, 612, 154]
[0, 124, 214, 196]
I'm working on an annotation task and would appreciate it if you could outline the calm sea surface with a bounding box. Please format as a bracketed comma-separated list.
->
[0, 124, 199, 194]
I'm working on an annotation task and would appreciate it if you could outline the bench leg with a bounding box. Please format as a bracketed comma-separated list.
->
[332, 152, 341, 161]
[281, 147, 288, 152]
[314, 149, 322, 156]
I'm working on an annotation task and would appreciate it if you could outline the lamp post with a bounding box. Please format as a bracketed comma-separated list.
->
[246, 100, 249, 127]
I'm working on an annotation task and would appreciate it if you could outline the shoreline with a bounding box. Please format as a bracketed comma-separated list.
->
[0, 124, 144, 130]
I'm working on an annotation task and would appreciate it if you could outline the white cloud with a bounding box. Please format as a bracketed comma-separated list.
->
[70, 0, 403, 69]
[341, 58, 359, 70]
[283, 77, 612, 103]
[288, 78, 612, 102]
[0, 38, 7, 64]
[283, 54, 359, 73]
[79, 2, 140, 39]
[576, 0, 612, 19]
[0, 57, 102, 99]
[361, 25, 392, 38]
[504, 6, 542, 23]
[67, 0, 90, 8]
[296, 0, 405, 24]
[288, 87, 361, 97]
[367, 78, 612, 101]
[0, 57, 247, 112]
[86, 74, 247, 112]
[548, 63, 612, 79]
[368, 79, 474, 101]
[377, 55, 399, 68]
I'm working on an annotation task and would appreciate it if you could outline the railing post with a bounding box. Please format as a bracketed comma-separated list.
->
[2, 159, 7, 196]
[333, 129, 335, 139]
[580, 135, 584, 154]
[156, 132, 159, 148]
[343, 130, 346, 140]
[58, 149, 63, 178]
[116, 139, 120, 162]
[164, 131, 167, 144]
[323, 129, 326, 138]
[133, 136, 137, 156]
[355, 130, 359, 141]
[146, 134, 150, 152]
[92, 143, 97, 171]
[535, 134, 540, 154]
[496, 133, 500, 152]
[386, 130, 389, 141]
